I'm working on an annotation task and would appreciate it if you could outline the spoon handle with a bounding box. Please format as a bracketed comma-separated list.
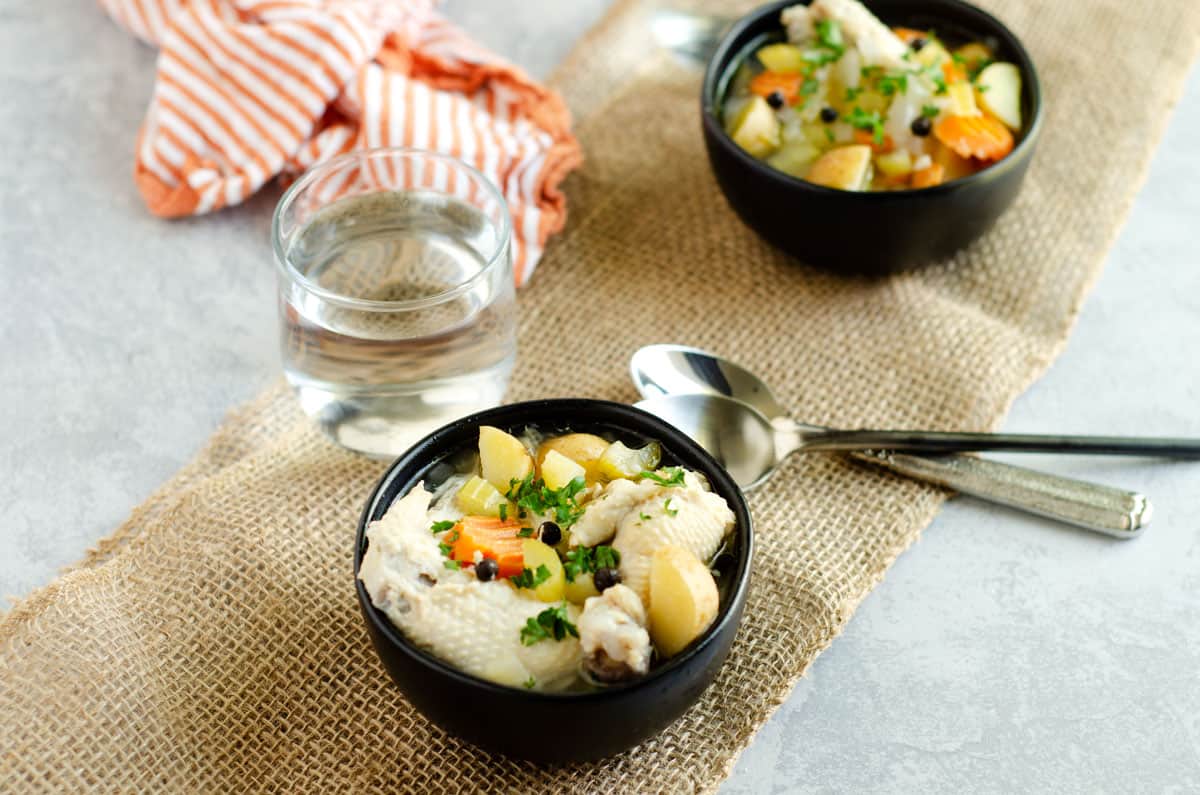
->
[852, 451, 1150, 538]
[803, 429, 1200, 458]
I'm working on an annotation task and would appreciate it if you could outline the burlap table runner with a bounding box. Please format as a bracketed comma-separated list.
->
[4, 1, 1198, 791]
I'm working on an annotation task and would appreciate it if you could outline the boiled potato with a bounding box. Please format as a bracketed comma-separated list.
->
[933, 140, 976, 182]
[954, 42, 994, 73]
[563, 571, 600, 605]
[479, 426, 533, 492]
[975, 61, 1022, 131]
[595, 440, 662, 481]
[520, 539, 566, 602]
[537, 433, 609, 468]
[756, 43, 807, 72]
[805, 145, 872, 191]
[947, 81, 977, 117]
[456, 475, 514, 517]
[767, 140, 821, 178]
[540, 449, 586, 491]
[727, 95, 780, 158]
[874, 148, 912, 179]
[648, 545, 719, 658]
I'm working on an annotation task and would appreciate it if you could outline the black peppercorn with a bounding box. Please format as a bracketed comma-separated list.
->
[593, 567, 621, 592]
[475, 558, 499, 582]
[819, 106, 839, 123]
[910, 116, 933, 136]
[538, 521, 562, 546]
[910, 37, 927, 52]
[766, 90, 785, 109]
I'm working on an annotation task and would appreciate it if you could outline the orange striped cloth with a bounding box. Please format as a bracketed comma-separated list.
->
[100, 0, 582, 284]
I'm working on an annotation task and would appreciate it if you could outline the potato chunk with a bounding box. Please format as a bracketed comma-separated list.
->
[975, 61, 1022, 131]
[728, 95, 781, 158]
[519, 539, 566, 603]
[805, 145, 873, 191]
[540, 449, 587, 491]
[478, 426, 534, 492]
[648, 545, 719, 658]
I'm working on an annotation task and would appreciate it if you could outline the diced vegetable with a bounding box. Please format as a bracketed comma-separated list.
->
[947, 81, 978, 116]
[941, 59, 968, 85]
[537, 433, 609, 469]
[934, 113, 1014, 161]
[911, 162, 946, 189]
[595, 440, 662, 481]
[933, 141, 976, 181]
[915, 39, 951, 69]
[954, 42, 994, 74]
[449, 516, 526, 578]
[727, 95, 782, 158]
[875, 148, 913, 179]
[756, 43, 807, 73]
[518, 539, 566, 602]
[478, 426, 534, 492]
[648, 545, 719, 658]
[748, 70, 804, 107]
[852, 128, 895, 153]
[805, 145, 873, 190]
[456, 475, 514, 518]
[563, 570, 600, 605]
[767, 140, 821, 178]
[540, 449, 586, 491]
[975, 62, 1022, 131]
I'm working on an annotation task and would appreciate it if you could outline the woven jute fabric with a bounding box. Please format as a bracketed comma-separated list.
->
[4, 1, 1199, 791]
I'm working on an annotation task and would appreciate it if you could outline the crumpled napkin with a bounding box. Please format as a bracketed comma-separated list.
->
[100, 0, 583, 283]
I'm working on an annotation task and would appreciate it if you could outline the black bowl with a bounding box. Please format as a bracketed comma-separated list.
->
[353, 399, 754, 762]
[701, 0, 1043, 275]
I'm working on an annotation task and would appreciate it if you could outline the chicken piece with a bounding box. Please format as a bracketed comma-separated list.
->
[359, 484, 582, 691]
[568, 478, 661, 547]
[611, 484, 734, 606]
[809, 0, 909, 70]
[579, 584, 652, 683]
[781, 4, 814, 43]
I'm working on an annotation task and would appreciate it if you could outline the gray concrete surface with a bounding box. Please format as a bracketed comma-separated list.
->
[2, 0, 1198, 790]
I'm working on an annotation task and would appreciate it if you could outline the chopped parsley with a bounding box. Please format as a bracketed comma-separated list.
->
[932, 74, 948, 95]
[976, 84, 991, 93]
[921, 104, 940, 119]
[844, 86, 863, 102]
[969, 58, 995, 82]
[517, 527, 535, 538]
[443, 560, 461, 571]
[860, 65, 884, 80]
[800, 77, 820, 96]
[563, 545, 621, 582]
[825, 127, 836, 143]
[520, 603, 578, 646]
[523, 676, 536, 689]
[664, 498, 679, 517]
[639, 467, 686, 487]
[876, 71, 908, 97]
[430, 520, 455, 534]
[498, 503, 508, 521]
[506, 473, 588, 528]
[815, 18, 844, 51]
[639, 512, 652, 522]
[510, 564, 552, 590]
[844, 106, 885, 145]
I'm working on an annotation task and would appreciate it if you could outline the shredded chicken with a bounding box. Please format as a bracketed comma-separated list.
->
[578, 584, 651, 683]
[795, 0, 909, 70]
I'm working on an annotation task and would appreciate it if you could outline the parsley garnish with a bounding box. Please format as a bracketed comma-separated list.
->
[523, 676, 536, 689]
[506, 473, 587, 528]
[664, 498, 678, 517]
[976, 84, 991, 93]
[844, 106, 885, 145]
[443, 560, 461, 570]
[844, 86, 863, 102]
[969, 58, 995, 82]
[438, 528, 460, 560]
[951, 52, 967, 65]
[498, 503, 507, 521]
[860, 65, 884, 80]
[517, 527, 534, 538]
[639, 467, 686, 487]
[563, 545, 621, 582]
[815, 18, 843, 51]
[825, 127, 836, 143]
[800, 78, 820, 96]
[430, 520, 455, 534]
[510, 564, 552, 590]
[639, 512, 652, 522]
[921, 104, 940, 119]
[876, 72, 908, 97]
[520, 603, 578, 646]
[932, 75, 948, 95]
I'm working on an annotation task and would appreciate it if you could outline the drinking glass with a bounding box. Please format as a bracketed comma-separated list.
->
[272, 148, 517, 458]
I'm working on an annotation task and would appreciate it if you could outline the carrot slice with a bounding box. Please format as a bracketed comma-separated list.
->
[941, 59, 968, 84]
[852, 128, 895, 153]
[748, 70, 804, 106]
[933, 114, 1014, 161]
[891, 27, 928, 45]
[449, 516, 526, 577]
[911, 162, 946, 189]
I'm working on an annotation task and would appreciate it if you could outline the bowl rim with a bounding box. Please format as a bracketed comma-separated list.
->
[353, 398, 755, 702]
[701, 0, 1045, 200]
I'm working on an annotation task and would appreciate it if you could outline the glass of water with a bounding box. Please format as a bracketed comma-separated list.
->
[272, 148, 517, 458]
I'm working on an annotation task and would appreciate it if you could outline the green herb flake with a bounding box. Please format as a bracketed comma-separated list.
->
[518, 527, 535, 538]
[800, 78, 820, 96]
[664, 498, 679, 518]
[430, 520, 455, 534]
[825, 127, 836, 143]
[877, 72, 908, 97]
[523, 676, 536, 689]
[976, 84, 990, 93]
[498, 504, 508, 521]
[443, 560, 461, 571]
[844, 86, 863, 102]
[639, 512, 652, 522]
[510, 564, 552, 590]
[844, 106, 885, 144]
[921, 104, 940, 119]
[815, 18, 843, 50]
[595, 545, 620, 569]
[639, 467, 687, 487]
[520, 603, 578, 646]
[506, 473, 588, 528]
[860, 65, 884, 80]
[932, 75, 948, 95]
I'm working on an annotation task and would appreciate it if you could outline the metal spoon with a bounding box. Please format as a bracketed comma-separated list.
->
[631, 345, 1153, 538]
[633, 346, 1200, 458]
